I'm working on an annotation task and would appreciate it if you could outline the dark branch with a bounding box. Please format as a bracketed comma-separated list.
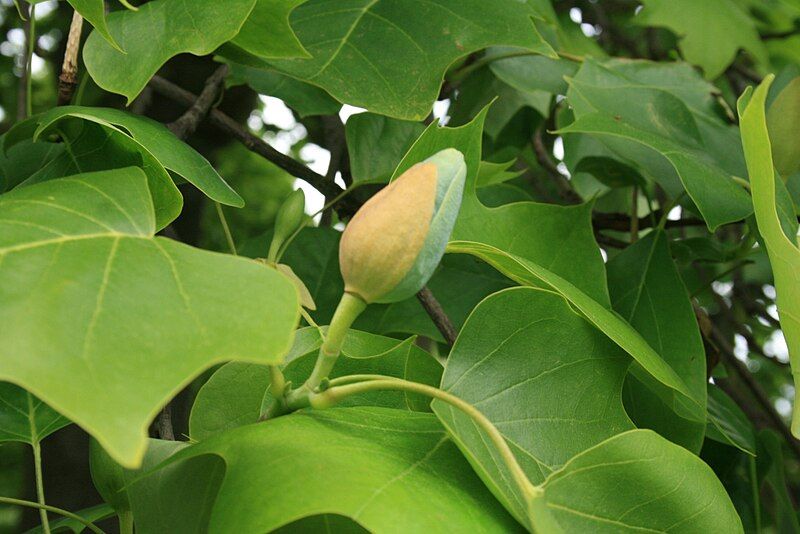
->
[417, 286, 458, 345]
[532, 125, 582, 205]
[148, 75, 346, 201]
[168, 64, 229, 140]
[710, 325, 800, 460]
[16, 2, 31, 120]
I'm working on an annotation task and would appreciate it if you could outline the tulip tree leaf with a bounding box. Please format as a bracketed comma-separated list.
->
[83, 0, 256, 102]
[33, 107, 243, 213]
[433, 287, 633, 525]
[0, 383, 70, 445]
[393, 106, 611, 306]
[189, 328, 442, 441]
[266, 0, 555, 120]
[66, 0, 122, 52]
[225, 62, 341, 118]
[637, 0, 768, 79]
[5, 119, 182, 231]
[559, 60, 753, 230]
[607, 230, 707, 452]
[346, 113, 426, 184]
[134, 408, 524, 532]
[446, 240, 704, 423]
[229, 0, 310, 60]
[706, 385, 756, 456]
[528, 430, 743, 533]
[738, 75, 800, 436]
[767, 76, 800, 177]
[0, 167, 299, 467]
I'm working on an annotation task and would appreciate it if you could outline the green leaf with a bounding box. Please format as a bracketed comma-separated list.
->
[637, 0, 768, 79]
[738, 75, 800, 436]
[488, 48, 578, 95]
[607, 231, 707, 451]
[66, 0, 123, 52]
[225, 61, 341, 117]
[83, 0, 256, 102]
[573, 157, 645, 189]
[266, 0, 555, 120]
[560, 60, 753, 230]
[7, 119, 182, 230]
[228, 0, 309, 60]
[767, 76, 800, 177]
[529, 429, 743, 533]
[394, 106, 611, 306]
[757, 430, 800, 533]
[433, 287, 633, 525]
[0, 383, 70, 445]
[345, 113, 425, 184]
[446, 240, 704, 422]
[34, 106, 243, 211]
[706, 385, 756, 456]
[189, 328, 442, 440]
[136, 408, 523, 532]
[0, 168, 298, 467]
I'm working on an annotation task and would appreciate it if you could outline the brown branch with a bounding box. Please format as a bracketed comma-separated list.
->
[417, 286, 458, 345]
[710, 325, 800, 460]
[156, 405, 175, 440]
[148, 74, 346, 201]
[57, 10, 84, 106]
[532, 125, 582, 205]
[168, 64, 229, 140]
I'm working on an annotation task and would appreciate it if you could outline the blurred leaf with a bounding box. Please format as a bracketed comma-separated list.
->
[767, 76, 800, 177]
[706, 385, 756, 456]
[638, 0, 768, 79]
[0, 168, 298, 467]
[24, 504, 115, 534]
[757, 430, 800, 533]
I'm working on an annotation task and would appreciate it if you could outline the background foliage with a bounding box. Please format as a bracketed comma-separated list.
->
[1, 0, 800, 532]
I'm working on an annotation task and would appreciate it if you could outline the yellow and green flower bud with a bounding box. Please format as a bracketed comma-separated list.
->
[268, 189, 306, 262]
[339, 148, 466, 304]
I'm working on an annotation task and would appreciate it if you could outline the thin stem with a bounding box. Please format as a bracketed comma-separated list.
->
[215, 202, 237, 255]
[309, 376, 539, 502]
[119, 510, 134, 534]
[749, 455, 761, 533]
[0, 497, 106, 534]
[31, 441, 50, 534]
[25, 2, 35, 118]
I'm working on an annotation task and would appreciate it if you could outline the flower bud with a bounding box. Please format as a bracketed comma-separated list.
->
[268, 189, 306, 261]
[339, 148, 466, 304]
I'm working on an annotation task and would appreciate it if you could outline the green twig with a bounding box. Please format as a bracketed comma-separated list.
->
[214, 202, 237, 255]
[0, 497, 106, 534]
[308, 375, 540, 503]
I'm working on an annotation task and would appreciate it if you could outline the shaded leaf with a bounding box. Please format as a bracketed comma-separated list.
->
[137, 408, 523, 532]
[345, 113, 425, 184]
[706, 385, 756, 456]
[607, 231, 707, 452]
[767, 76, 800, 177]
[0, 168, 298, 467]
[637, 0, 768, 79]
[0, 383, 70, 445]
